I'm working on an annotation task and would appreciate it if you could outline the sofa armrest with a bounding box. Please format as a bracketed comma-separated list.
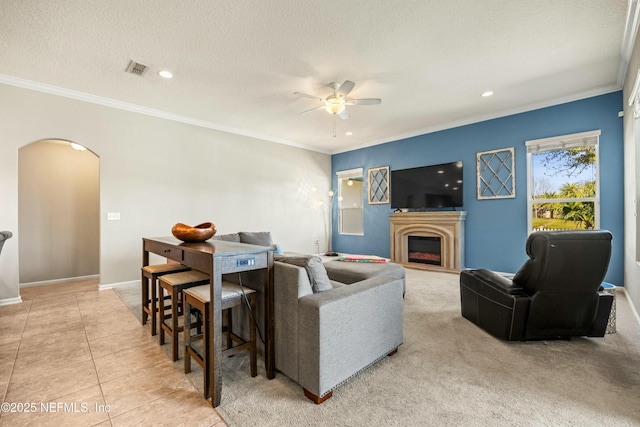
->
[297, 276, 404, 398]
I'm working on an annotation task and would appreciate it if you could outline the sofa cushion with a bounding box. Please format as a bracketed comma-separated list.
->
[239, 231, 273, 246]
[275, 255, 333, 293]
[212, 233, 241, 242]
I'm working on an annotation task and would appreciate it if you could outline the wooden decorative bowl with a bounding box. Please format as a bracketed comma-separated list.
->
[171, 222, 217, 243]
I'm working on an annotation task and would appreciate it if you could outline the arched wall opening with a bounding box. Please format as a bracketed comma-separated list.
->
[18, 139, 100, 287]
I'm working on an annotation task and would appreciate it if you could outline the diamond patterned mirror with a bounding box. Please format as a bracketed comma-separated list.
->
[368, 166, 390, 204]
[477, 147, 515, 199]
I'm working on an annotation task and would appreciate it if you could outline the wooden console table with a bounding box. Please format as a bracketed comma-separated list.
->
[142, 237, 275, 407]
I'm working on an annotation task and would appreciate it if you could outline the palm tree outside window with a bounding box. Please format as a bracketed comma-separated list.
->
[526, 130, 600, 232]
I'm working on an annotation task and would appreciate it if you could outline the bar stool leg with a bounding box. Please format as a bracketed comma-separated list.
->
[141, 271, 149, 326]
[159, 286, 166, 346]
[184, 294, 211, 400]
[150, 276, 158, 336]
[184, 299, 193, 374]
[171, 288, 180, 361]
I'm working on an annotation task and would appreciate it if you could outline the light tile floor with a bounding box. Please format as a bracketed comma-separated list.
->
[0, 279, 227, 427]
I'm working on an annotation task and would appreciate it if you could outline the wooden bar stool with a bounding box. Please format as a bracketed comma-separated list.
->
[158, 270, 210, 361]
[183, 282, 257, 399]
[141, 262, 190, 335]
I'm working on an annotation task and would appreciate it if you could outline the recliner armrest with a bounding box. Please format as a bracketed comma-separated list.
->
[468, 269, 524, 295]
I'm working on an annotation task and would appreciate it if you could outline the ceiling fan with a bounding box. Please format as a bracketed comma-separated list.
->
[294, 80, 381, 120]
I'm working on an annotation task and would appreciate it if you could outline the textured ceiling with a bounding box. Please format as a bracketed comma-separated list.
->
[0, 0, 631, 154]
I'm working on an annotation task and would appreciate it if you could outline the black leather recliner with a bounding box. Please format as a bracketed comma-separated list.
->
[460, 230, 613, 341]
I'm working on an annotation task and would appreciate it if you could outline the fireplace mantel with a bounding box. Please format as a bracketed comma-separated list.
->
[389, 211, 466, 273]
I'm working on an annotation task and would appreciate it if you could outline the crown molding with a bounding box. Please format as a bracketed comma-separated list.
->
[0, 74, 331, 155]
[617, 0, 640, 86]
[331, 84, 621, 155]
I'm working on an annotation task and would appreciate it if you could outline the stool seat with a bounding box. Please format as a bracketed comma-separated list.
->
[160, 270, 210, 286]
[142, 263, 189, 274]
[141, 263, 190, 335]
[158, 270, 210, 361]
[183, 282, 256, 306]
[184, 282, 257, 400]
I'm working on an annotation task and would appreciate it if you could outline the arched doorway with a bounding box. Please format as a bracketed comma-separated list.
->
[18, 139, 100, 288]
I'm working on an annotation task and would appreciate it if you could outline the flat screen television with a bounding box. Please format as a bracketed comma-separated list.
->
[391, 161, 463, 209]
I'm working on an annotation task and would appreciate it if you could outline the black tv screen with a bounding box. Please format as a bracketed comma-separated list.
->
[391, 161, 463, 209]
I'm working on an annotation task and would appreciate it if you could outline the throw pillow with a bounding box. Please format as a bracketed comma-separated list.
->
[212, 233, 241, 242]
[271, 243, 283, 254]
[239, 231, 273, 246]
[275, 254, 332, 293]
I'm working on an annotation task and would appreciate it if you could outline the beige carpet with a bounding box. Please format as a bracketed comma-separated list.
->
[117, 269, 640, 426]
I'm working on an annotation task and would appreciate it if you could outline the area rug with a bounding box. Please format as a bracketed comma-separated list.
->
[116, 269, 640, 426]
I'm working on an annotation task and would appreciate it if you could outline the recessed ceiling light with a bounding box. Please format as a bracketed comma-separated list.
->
[481, 91, 494, 97]
[158, 70, 173, 79]
[345, 131, 353, 136]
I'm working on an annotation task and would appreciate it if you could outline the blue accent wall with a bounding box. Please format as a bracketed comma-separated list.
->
[331, 91, 624, 286]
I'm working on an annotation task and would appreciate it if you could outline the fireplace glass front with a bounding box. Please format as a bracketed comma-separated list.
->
[408, 236, 441, 265]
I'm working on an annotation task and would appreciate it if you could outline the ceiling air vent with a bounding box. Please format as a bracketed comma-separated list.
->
[125, 60, 148, 76]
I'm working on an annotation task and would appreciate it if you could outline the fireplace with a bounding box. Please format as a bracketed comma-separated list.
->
[408, 236, 441, 266]
[389, 211, 466, 273]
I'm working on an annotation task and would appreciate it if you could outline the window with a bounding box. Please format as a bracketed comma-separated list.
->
[336, 168, 364, 235]
[526, 130, 600, 232]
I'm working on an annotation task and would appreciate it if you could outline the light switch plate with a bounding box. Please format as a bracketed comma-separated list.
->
[107, 212, 120, 220]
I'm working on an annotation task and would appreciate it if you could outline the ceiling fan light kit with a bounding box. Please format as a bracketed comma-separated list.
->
[324, 96, 346, 115]
[295, 80, 381, 121]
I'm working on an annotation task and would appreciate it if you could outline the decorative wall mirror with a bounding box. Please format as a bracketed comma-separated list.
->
[477, 147, 515, 199]
[368, 166, 390, 204]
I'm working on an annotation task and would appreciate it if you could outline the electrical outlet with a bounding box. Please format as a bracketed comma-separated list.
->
[107, 212, 120, 221]
[237, 258, 255, 267]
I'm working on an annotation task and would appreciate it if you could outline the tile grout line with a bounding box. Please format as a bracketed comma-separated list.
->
[0, 299, 31, 421]
[77, 291, 114, 427]
[83, 288, 186, 424]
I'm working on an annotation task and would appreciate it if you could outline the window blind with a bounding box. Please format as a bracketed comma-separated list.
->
[525, 130, 600, 154]
[336, 167, 363, 179]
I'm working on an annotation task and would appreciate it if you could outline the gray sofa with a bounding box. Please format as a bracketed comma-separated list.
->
[273, 258, 404, 403]
[213, 232, 405, 403]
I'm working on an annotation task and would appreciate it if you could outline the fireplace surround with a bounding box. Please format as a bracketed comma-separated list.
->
[389, 211, 466, 273]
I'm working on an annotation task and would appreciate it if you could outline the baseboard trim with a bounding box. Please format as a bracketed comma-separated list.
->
[99, 280, 139, 291]
[0, 296, 23, 306]
[620, 287, 640, 327]
[20, 274, 100, 288]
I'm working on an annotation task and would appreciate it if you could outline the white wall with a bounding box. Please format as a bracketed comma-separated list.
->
[0, 83, 331, 301]
[623, 31, 640, 317]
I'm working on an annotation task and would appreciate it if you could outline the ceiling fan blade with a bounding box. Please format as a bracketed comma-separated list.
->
[294, 91, 324, 101]
[346, 98, 382, 105]
[300, 106, 325, 115]
[336, 80, 355, 97]
[337, 109, 350, 120]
